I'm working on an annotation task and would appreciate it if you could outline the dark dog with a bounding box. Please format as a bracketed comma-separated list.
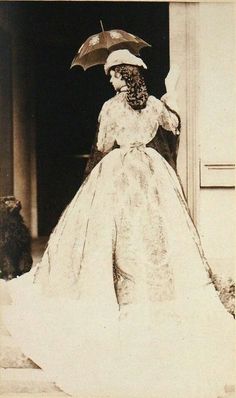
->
[0, 196, 33, 280]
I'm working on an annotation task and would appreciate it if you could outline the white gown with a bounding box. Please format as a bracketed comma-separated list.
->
[3, 93, 235, 398]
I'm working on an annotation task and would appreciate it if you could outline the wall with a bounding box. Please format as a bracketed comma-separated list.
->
[170, 2, 235, 278]
[198, 3, 235, 278]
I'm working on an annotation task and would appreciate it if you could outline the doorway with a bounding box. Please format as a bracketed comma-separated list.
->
[15, 2, 169, 236]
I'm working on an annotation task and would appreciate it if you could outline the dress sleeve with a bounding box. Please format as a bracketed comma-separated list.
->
[157, 93, 181, 135]
[96, 101, 116, 153]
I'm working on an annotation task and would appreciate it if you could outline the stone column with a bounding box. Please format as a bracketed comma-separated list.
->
[0, 25, 13, 196]
[12, 36, 37, 235]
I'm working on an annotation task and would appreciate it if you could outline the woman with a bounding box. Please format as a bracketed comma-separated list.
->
[84, 51, 180, 177]
[3, 49, 235, 398]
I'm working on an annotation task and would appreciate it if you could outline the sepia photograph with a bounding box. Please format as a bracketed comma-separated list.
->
[0, 1, 235, 397]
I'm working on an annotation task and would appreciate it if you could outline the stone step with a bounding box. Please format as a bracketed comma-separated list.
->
[1, 392, 235, 398]
[0, 368, 63, 394]
[0, 394, 68, 398]
[0, 335, 38, 369]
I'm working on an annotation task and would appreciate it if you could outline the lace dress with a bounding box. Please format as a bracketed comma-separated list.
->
[3, 93, 235, 398]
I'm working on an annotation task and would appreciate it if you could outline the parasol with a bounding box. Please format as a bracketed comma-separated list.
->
[71, 21, 151, 71]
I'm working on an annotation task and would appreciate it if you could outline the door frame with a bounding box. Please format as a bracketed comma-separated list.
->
[169, 2, 200, 223]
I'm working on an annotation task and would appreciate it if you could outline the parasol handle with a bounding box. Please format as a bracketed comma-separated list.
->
[100, 20, 107, 49]
[100, 20, 105, 32]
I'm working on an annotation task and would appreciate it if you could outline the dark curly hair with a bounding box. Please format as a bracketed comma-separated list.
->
[111, 64, 149, 111]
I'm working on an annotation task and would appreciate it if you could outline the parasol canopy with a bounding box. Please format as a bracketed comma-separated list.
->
[71, 24, 151, 71]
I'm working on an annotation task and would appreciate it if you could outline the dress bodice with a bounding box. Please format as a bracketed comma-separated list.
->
[97, 93, 179, 153]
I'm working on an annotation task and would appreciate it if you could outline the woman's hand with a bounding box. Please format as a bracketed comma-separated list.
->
[165, 64, 181, 94]
[162, 64, 181, 113]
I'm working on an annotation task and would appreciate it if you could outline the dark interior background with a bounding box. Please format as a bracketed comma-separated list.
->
[0, 28, 13, 196]
[7, 2, 169, 235]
